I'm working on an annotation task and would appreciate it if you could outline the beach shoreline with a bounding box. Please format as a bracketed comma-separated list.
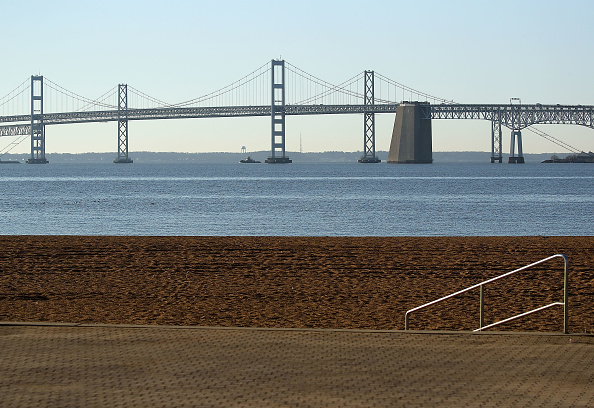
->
[0, 236, 592, 333]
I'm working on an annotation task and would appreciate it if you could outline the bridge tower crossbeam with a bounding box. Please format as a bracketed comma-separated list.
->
[359, 70, 381, 163]
[27, 75, 49, 164]
[114, 84, 133, 163]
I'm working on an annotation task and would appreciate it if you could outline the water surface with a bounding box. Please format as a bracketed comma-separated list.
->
[1, 162, 592, 236]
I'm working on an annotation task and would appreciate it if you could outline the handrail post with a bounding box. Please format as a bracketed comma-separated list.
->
[563, 255, 569, 334]
[479, 285, 485, 329]
[405, 313, 409, 330]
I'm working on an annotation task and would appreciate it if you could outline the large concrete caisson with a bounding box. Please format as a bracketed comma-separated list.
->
[388, 102, 433, 164]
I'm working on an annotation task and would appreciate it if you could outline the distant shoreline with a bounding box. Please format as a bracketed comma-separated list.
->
[0, 151, 567, 164]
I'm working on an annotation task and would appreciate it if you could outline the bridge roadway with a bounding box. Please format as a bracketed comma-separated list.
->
[1, 103, 594, 137]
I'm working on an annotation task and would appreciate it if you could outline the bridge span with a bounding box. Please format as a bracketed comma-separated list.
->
[0, 60, 591, 164]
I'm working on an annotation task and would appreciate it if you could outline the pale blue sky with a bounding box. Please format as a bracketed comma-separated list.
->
[2, 0, 593, 154]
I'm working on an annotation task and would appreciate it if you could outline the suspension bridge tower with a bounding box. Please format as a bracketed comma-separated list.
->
[358, 71, 381, 163]
[26, 76, 49, 164]
[265, 60, 292, 164]
[113, 84, 133, 163]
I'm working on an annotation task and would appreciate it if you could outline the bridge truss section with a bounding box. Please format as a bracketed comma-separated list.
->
[426, 104, 594, 128]
[0, 124, 30, 136]
[425, 104, 594, 163]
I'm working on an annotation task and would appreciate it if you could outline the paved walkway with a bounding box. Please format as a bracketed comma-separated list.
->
[1, 323, 593, 407]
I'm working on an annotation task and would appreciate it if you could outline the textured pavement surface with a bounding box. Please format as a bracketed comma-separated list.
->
[1, 323, 593, 407]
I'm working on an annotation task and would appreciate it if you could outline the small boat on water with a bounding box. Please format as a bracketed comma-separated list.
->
[0, 160, 20, 164]
[239, 156, 261, 163]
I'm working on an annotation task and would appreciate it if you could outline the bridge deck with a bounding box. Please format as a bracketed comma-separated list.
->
[2, 103, 593, 137]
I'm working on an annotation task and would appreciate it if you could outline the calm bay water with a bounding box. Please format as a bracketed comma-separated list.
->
[0, 162, 592, 236]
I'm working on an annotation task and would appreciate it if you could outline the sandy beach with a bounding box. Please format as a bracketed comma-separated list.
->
[0, 236, 592, 333]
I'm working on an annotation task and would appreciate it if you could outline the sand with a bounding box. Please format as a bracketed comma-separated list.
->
[0, 236, 592, 333]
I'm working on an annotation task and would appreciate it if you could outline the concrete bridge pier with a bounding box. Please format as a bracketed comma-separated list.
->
[508, 129, 525, 163]
[388, 102, 433, 164]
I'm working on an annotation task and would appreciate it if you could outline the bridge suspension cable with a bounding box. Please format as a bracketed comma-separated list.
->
[374, 72, 454, 105]
[3, 59, 457, 116]
[163, 61, 271, 108]
[285, 62, 365, 105]
[526, 126, 582, 154]
[0, 78, 31, 117]
[128, 86, 170, 109]
[0, 134, 28, 158]
[43, 78, 118, 112]
[73, 87, 118, 112]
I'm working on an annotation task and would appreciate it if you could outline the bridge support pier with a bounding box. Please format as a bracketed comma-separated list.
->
[114, 84, 133, 164]
[490, 119, 503, 163]
[266, 60, 291, 164]
[27, 76, 49, 164]
[388, 102, 432, 164]
[508, 129, 524, 163]
[358, 71, 380, 163]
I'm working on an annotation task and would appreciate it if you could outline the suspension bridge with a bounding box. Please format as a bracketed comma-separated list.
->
[0, 59, 591, 164]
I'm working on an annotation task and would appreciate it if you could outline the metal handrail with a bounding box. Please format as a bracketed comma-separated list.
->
[404, 254, 569, 333]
